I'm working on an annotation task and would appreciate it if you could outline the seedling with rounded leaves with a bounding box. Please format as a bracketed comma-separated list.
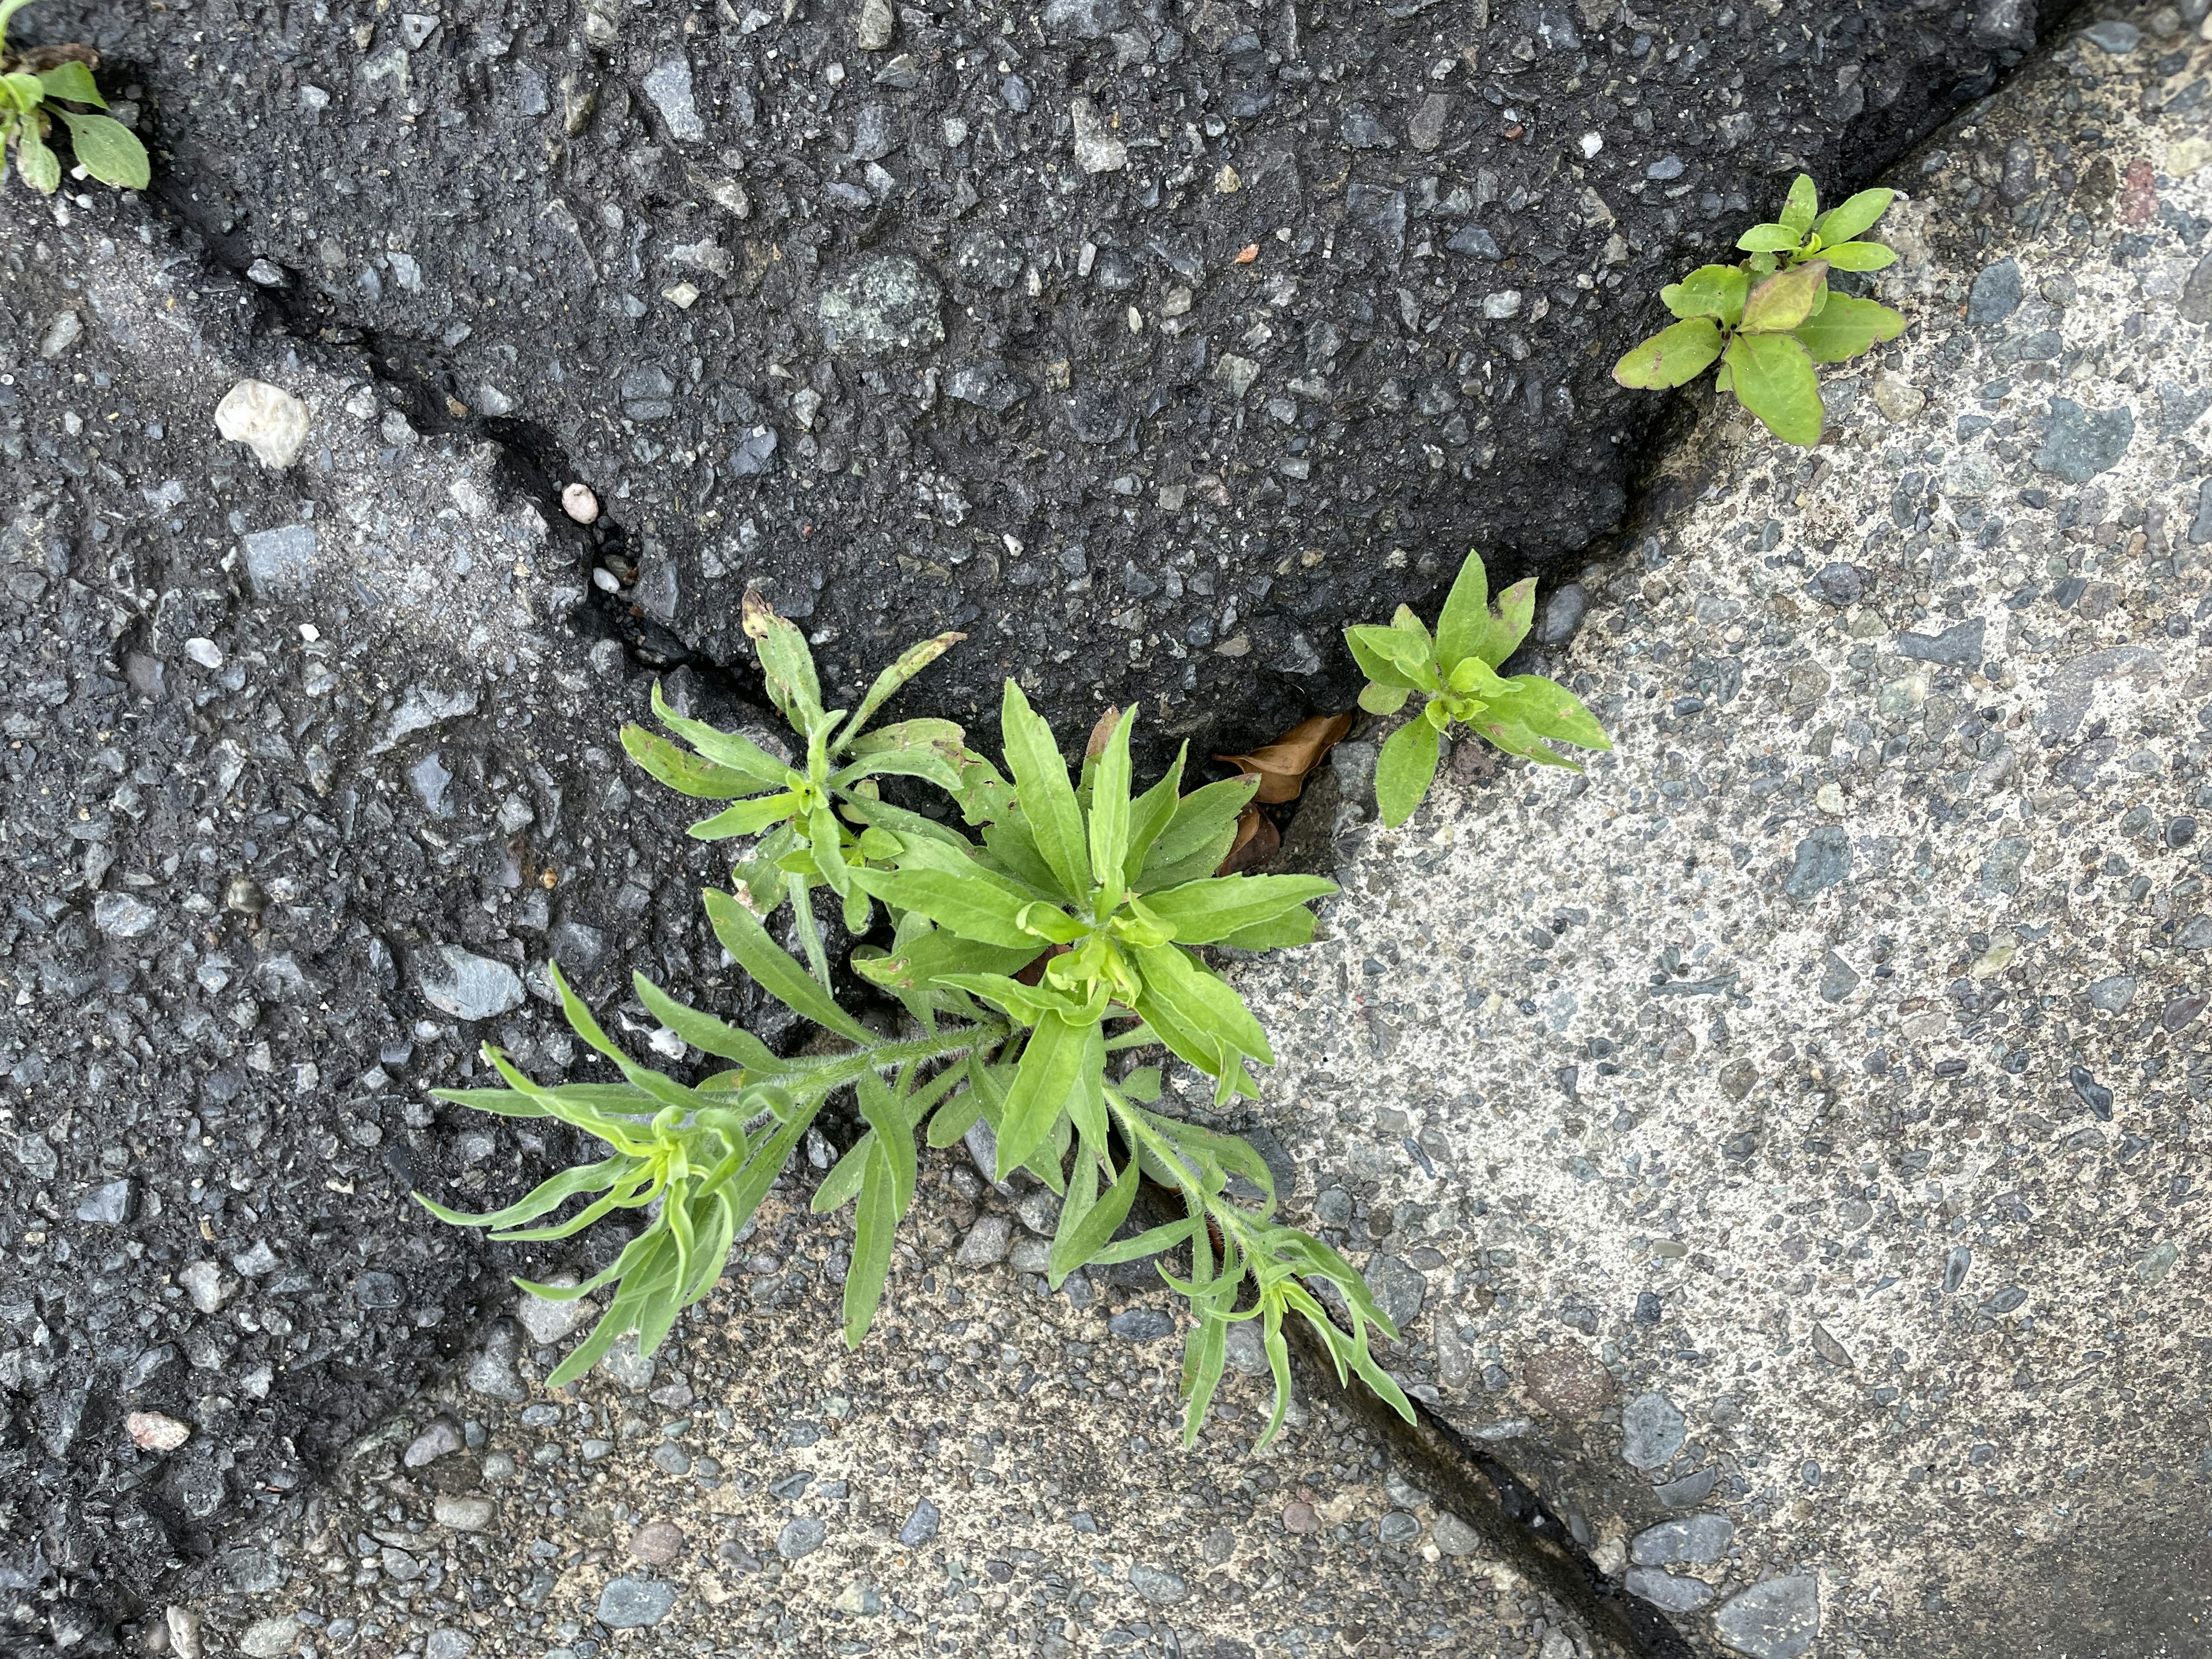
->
[1613, 174, 1904, 446]
[1345, 549, 1611, 827]
[0, 0, 149, 194]
[621, 589, 971, 988]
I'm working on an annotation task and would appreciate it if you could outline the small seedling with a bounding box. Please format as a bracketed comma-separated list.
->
[0, 0, 149, 194]
[1346, 550, 1611, 828]
[1613, 173, 1904, 446]
[621, 590, 969, 990]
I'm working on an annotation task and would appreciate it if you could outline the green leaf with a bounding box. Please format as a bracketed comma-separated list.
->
[686, 791, 802, 839]
[622, 724, 778, 800]
[855, 1068, 917, 1213]
[1374, 718, 1442, 828]
[836, 631, 964, 748]
[1180, 1313, 1230, 1447]
[1791, 293, 1906, 363]
[1, 70, 41, 110]
[1778, 173, 1818, 236]
[1358, 682, 1411, 715]
[646, 683, 794, 787]
[1739, 260, 1829, 334]
[811, 1133, 872, 1213]
[1131, 943, 1271, 1100]
[850, 926, 1037, 993]
[1479, 578, 1537, 667]
[1431, 550, 1490, 671]
[743, 589, 823, 726]
[1610, 317, 1723, 389]
[0, 0, 34, 49]
[999, 680, 1091, 899]
[1736, 222, 1801, 253]
[1658, 264, 1749, 325]
[1119, 744, 1187, 889]
[701, 888, 873, 1042]
[1811, 186, 1894, 248]
[1486, 676, 1613, 751]
[1048, 1135, 1139, 1285]
[1211, 907, 1318, 952]
[1817, 239, 1896, 272]
[1136, 777, 1255, 889]
[1722, 331, 1825, 446]
[412, 1153, 631, 1232]
[1089, 1217, 1197, 1265]
[842, 1142, 897, 1347]
[36, 62, 103, 107]
[1344, 624, 1425, 690]
[1139, 874, 1336, 945]
[846, 862, 1039, 949]
[1087, 700, 1135, 911]
[995, 1013, 1088, 1178]
[631, 972, 781, 1071]
[14, 119, 59, 194]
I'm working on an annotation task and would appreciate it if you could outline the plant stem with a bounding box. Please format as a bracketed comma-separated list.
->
[787, 872, 834, 991]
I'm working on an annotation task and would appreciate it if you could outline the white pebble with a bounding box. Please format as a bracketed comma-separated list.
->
[184, 638, 224, 669]
[562, 482, 601, 524]
[214, 378, 311, 470]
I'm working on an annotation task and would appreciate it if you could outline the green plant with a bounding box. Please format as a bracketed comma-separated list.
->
[0, 0, 149, 194]
[1345, 549, 1611, 828]
[423, 646, 1415, 1446]
[1612, 173, 1904, 445]
[621, 589, 967, 990]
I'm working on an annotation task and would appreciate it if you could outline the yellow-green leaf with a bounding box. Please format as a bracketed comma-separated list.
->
[1612, 317, 1723, 389]
[1736, 222, 1800, 253]
[1739, 259, 1829, 334]
[1659, 264, 1749, 325]
[1779, 173, 1819, 235]
[1819, 240, 1896, 272]
[1722, 332, 1824, 446]
[1791, 294, 1906, 364]
[1811, 187, 1895, 248]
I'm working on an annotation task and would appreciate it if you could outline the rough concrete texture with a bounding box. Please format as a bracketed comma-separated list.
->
[1231, 5, 2212, 1654]
[176, 1181, 1603, 1659]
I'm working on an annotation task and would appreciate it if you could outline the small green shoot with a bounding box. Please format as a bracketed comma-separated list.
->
[0, 0, 149, 195]
[1344, 549, 1611, 827]
[1613, 173, 1904, 446]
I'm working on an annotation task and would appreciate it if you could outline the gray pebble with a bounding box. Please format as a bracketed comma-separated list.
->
[957, 1214, 1013, 1265]
[1378, 1510, 1421, 1546]
[1128, 1562, 1188, 1603]
[1968, 256, 2022, 325]
[1712, 1574, 1820, 1659]
[416, 945, 525, 1022]
[433, 1495, 494, 1532]
[75, 1180, 132, 1226]
[404, 1419, 465, 1468]
[641, 56, 704, 142]
[1107, 1306, 1175, 1342]
[1631, 1513, 1734, 1566]
[898, 1498, 940, 1547]
[1431, 1512, 1483, 1556]
[778, 1517, 827, 1559]
[1625, 1565, 1714, 1611]
[93, 892, 157, 939]
[424, 1631, 474, 1659]
[596, 1576, 677, 1628]
[1620, 1392, 1685, 1469]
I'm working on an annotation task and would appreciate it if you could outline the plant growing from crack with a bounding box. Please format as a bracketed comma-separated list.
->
[424, 617, 1412, 1444]
[0, 0, 149, 195]
[1346, 549, 1611, 828]
[1613, 173, 1906, 445]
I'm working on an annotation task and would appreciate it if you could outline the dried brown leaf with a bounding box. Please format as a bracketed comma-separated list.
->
[1214, 711, 1354, 805]
[1216, 803, 1281, 876]
[1085, 706, 1123, 763]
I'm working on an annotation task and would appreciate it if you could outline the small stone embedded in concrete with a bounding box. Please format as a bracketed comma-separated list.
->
[1107, 1306, 1175, 1342]
[77, 1179, 132, 1225]
[1620, 1391, 1687, 1469]
[630, 1520, 685, 1564]
[93, 892, 157, 939]
[1431, 1512, 1483, 1556]
[1782, 827, 1851, 901]
[416, 945, 525, 1021]
[240, 1617, 301, 1658]
[1870, 372, 1926, 421]
[597, 1577, 677, 1628]
[240, 524, 319, 601]
[126, 1411, 192, 1452]
[1713, 1574, 1820, 1659]
[1364, 1254, 1427, 1328]
[404, 1419, 465, 1467]
[855, 0, 895, 48]
[2035, 396, 2135, 483]
[898, 1498, 940, 1546]
[1128, 1563, 1189, 1603]
[561, 482, 600, 523]
[642, 55, 704, 142]
[1071, 97, 1128, 173]
[1626, 1566, 1714, 1611]
[957, 1214, 1012, 1265]
[1968, 256, 2022, 323]
[215, 379, 312, 469]
[1522, 1343, 1615, 1421]
[517, 1282, 597, 1345]
[433, 1494, 495, 1531]
[1631, 1513, 1734, 1566]
[818, 255, 946, 356]
[778, 1517, 827, 1559]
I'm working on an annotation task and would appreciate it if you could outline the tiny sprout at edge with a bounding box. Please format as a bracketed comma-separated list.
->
[423, 604, 1414, 1448]
[1612, 173, 1906, 446]
[0, 0, 150, 194]
[1346, 548, 1612, 828]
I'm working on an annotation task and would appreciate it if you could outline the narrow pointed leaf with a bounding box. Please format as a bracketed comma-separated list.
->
[702, 887, 873, 1041]
[999, 680, 1091, 897]
[842, 1143, 898, 1347]
[838, 632, 965, 747]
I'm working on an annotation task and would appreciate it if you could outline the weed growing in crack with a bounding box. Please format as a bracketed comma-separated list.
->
[424, 599, 1414, 1445]
[0, 0, 149, 194]
[1346, 549, 1611, 827]
[1613, 173, 1905, 445]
